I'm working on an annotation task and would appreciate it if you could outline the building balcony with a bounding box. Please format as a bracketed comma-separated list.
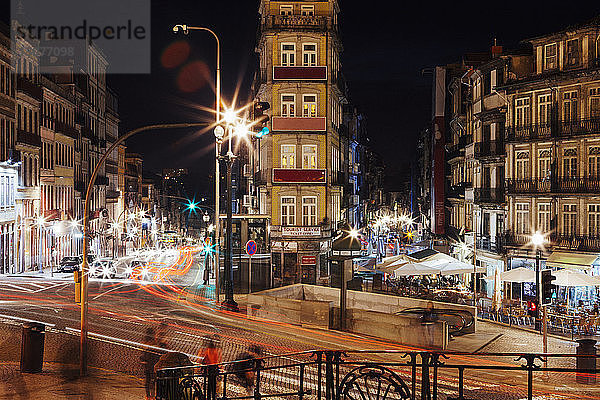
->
[16, 77, 42, 101]
[273, 66, 327, 80]
[506, 118, 600, 142]
[447, 182, 471, 199]
[16, 129, 41, 147]
[105, 164, 118, 175]
[55, 120, 79, 140]
[272, 168, 326, 184]
[474, 187, 504, 204]
[330, 171, 346, 186]
[557, 118, 600, 137]
[271, 116, 326, 132]
[474, 140, 505, 159]
[106, 189, 120, 199]
[94, 175, 109, 186]
[0, 94, 15, 110]
[551, 234, 600, 252]
[447, 144, 464, 161]
[254, 170, 268, 186]
[263, 15, 335, 32]
[506, 177, 600, 194]
[81, 126, 94, 140]
[476, 235, 505, 254]
[74, 180, 85, 193]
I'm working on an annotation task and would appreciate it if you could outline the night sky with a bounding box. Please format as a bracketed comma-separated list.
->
[7, 2, 599, 193]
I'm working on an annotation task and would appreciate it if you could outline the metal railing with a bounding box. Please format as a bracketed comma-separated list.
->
[506, 177, 600, 194]
[506, 118, 600, 141]
[474, 140, 504, 158]
[473, 187, 504, 203]
[156, 350, 599, 400]
[476, 235, 505, 253]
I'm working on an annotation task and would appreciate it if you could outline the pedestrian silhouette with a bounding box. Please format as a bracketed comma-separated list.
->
[198, 335, 222, 400]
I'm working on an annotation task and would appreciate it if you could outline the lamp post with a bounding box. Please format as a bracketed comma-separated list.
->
[173, 24, 221, 304]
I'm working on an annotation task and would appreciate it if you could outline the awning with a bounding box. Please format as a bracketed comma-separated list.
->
[546, 251, 599, 270]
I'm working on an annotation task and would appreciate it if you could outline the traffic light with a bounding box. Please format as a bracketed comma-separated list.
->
[253, 101, 270, 137]
[541, 269, 556, 305]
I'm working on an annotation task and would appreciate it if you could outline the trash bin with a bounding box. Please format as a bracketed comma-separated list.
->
[576, 339, 596, 384]
[20, 322, 45, 373]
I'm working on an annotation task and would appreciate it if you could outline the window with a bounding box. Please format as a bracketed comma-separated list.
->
[302, 196, 317, 226]
[281, 196, 295, 226]
[300, 4, 314, 16]
[281, 43, 295, 66]
[302, 145, 317, 169]
[279, 5, 293, 16]
[563, 148, 577, 178]
[538, 203, 551, 233]
[589, 204, 600, 236]
[302, 43, 317, 66]
[566, 39, 580, 67]
[589, 147, 600, 177]
[563, 91, 578, 122]
[302, 94, 317, 117]
[332, 146, 340, 173]
[538, 94, 552, 125]
[590, 88, 600, 118]
[332, 193, 340, 224]
[538, 149, 551, 179]
[563, 204, 577, 236]
[281, 144, 295, 168]
[281, 94, 295, 117]
[516, 203, 530, 234]
[516, 151, 530, 179]
[544, 43, 557, 70]
[515, 98, 531, 127]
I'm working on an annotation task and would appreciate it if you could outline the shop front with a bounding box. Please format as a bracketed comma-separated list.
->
[271, 226, 331, 287]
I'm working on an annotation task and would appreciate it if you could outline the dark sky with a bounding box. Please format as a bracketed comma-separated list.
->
[59, 2, 600, 192]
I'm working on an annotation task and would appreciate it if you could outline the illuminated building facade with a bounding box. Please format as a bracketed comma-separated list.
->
[252, 0, 351, 286]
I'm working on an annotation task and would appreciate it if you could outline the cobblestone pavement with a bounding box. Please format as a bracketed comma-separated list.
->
[0, 362, 145, 399]
[1, 255, 599, 400]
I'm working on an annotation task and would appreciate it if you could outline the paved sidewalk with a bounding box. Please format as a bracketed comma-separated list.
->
[0, 362, 146, 400]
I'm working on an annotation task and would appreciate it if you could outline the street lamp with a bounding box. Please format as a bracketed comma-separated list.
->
[173, 23, 222, 305]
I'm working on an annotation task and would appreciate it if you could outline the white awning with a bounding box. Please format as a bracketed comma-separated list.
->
[546, 251, 599, 270]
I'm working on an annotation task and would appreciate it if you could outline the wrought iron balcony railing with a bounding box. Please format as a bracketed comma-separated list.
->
[263, 15, 336, 32]
[474, 187, 504, 203]
[506, 177, 600, 194]
[16, 76, 42, 101]
[476, 235, 505, 254]
[156, 349, 599, 400]
[474, 140, 505, 158]
[506, 118, 600, 141]
[16, 129, 42, 147]
[552, 234, 600, 252]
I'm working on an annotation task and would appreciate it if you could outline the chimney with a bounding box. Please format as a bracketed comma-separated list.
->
[491, 38, 503, 58]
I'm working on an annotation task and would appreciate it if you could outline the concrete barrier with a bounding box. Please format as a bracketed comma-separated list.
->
[247, 292, 330, 328]
[246, 284, 457, 349]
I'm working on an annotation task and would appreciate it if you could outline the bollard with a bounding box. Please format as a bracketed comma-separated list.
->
[576, 339, 597, 384]
[20, 322, 45, 373]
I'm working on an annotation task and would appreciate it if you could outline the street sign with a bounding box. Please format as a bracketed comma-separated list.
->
[301, 255, 316, 265]
[246, 240, 257, 256]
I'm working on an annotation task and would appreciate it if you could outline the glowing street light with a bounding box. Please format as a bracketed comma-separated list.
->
[223, 109, 237, 124]
[531, 231, 545, 248]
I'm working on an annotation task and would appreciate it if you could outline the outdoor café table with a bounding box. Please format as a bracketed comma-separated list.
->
[547, 312, 577, 339]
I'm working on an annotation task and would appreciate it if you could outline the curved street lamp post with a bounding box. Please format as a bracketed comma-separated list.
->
[80, 123, 206, 376]
[173, 24, 221, 305]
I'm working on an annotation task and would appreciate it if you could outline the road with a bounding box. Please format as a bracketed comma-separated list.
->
[0, 247, 597, 399]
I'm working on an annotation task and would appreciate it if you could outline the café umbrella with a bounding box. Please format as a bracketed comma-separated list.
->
[498, 267, 536, 303]
[392, 262, 439, 278]
[552, 269, 600, 307]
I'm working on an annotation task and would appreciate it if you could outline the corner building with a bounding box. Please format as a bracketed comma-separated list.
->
[253, 0, 346, 286]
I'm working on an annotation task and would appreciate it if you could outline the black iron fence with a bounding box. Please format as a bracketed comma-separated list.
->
[506, 176, 600, 194]
[506, 118, 600, 141]
[156, 350, 598, 400]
